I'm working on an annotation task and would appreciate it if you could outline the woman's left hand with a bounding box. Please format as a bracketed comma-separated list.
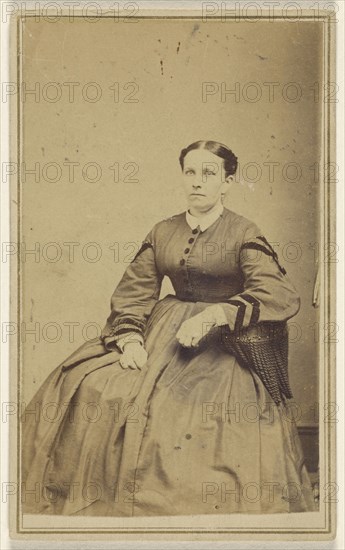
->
[176, 304, 226, 348]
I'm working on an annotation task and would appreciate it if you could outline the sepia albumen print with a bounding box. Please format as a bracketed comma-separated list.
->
[6, 1, 337, 541]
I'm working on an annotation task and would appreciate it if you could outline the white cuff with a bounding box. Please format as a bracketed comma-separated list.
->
[211, 304, 228, 327]
[116, 332, 144, 352]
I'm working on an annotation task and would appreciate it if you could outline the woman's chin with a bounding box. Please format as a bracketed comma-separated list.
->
[188, 200, 217, 214]
[188, 197, 208, 207]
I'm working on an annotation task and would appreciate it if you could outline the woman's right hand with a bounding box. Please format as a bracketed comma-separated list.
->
[119, 342, 148, 370]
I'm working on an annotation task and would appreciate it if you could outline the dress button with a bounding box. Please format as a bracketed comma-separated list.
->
[192, 228, 198, 234]
[188, 238, 194, 244]
[180, 259, 185, 266]
[184, 248, 190, 254]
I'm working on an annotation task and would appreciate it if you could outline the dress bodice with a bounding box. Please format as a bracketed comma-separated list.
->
[101, 207, 300, 346]
[153, 210, 247, 303]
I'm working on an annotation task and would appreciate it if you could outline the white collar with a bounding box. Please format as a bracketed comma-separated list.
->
[185, 202, 224, 232]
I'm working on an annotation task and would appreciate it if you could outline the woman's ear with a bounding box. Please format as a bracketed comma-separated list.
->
[222, 175, 234, 192]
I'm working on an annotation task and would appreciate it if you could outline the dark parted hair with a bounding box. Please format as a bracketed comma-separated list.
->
[179, 140, 238, 178]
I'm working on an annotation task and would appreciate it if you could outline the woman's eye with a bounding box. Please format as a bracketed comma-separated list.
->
[204, 170, 215, 176]
[185, 170, 194, 175]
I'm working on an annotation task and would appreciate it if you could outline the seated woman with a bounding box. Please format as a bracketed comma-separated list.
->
[22, 140, 316, 516]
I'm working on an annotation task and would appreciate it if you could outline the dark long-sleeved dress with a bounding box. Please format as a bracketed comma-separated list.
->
[22, 207, 316, 516]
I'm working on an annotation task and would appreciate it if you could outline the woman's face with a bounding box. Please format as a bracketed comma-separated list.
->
[181, 149, 232, 214]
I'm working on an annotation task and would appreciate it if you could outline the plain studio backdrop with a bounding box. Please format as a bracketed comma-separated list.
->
[19, 16, 322, 437]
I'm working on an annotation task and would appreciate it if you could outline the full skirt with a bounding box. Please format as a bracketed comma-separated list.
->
[21, 295, 316, 516]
